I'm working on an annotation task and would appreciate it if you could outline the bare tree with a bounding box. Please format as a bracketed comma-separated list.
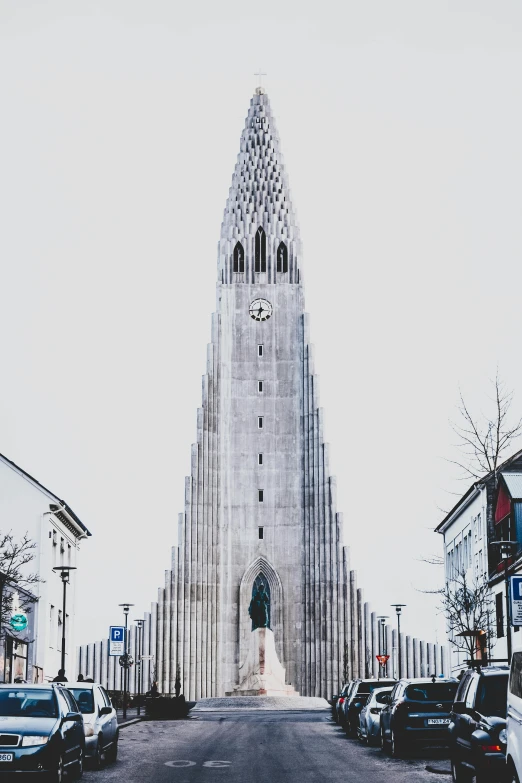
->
[450, 372, 522, 480]
[438, 570, 494, 662]
[0, 531, 42, 632]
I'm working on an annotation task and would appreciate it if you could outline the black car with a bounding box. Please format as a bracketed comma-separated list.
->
[333, 683, 352, 725]
[380, 677, 458, 757]
[0, 683, 84, 780]
[341, 678, 397, 736]
[449, 665, 509, 783]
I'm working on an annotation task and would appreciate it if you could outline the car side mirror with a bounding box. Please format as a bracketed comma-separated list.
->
[62, 711, 82, 723]
[99, 706, 112, 716]
[452, 701, 467, 715]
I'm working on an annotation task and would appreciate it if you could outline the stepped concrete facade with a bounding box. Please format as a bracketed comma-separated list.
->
[78, 89, 447, 699]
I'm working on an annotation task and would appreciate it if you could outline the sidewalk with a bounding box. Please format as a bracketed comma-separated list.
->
[116, 707, 143, 724]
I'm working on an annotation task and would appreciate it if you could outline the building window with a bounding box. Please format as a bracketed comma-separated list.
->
[233, 241, 245, 273]
[258, 490, 264, 502]
[258, 453, 263, 465]
[276, 241, 288, 273]
[496, 592, 504, 638]
[259, 527, 264, 540]
[258, 344, 263, 357]
[57, 609, 63, 651]
[258, 381, 263, 393]
[258, 417, 263, 429]
[49, 605, 55, 649]
[255, 226, 266, 272]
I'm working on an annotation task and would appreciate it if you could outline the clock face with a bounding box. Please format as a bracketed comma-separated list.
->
[249, 299, 273, 322]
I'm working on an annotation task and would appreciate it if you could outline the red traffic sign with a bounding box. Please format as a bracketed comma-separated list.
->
[376, 655, 390, 666]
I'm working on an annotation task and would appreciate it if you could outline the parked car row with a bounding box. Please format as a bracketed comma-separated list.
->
[0, 680, 118, 780]
[332, 666, 512, 783]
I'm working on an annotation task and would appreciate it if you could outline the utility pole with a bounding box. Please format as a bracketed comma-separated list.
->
[118, 603, 134, 721]
[391, 604, 406, 678]
[53, 566, 77, 678]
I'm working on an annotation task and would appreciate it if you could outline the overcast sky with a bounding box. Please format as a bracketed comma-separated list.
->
[1, 0, 522, 657]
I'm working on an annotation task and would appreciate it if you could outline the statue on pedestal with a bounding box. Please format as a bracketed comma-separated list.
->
[249, 580, 270, 630]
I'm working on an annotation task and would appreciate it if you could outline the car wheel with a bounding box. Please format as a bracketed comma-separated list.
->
[390, 730, 403, 758]
[451, 758, 472, 783]
[508, 761, 520, 783]
[50, 754, 64, 783]
[92, 736, 103, 770]
[71, 749, 84, 780]
[105, 734, 119, 763]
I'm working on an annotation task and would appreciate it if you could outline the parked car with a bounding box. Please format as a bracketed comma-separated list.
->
[380, 677, 458, 757]
[449, 665, 509, 783]
[0, 682, 84, 780]
[507, 651, 522, 783]
[334, 683, 353, 726]
[358, 687, 394, 745]
[66, 682, 118, 769]
[341, 678, 396, 737]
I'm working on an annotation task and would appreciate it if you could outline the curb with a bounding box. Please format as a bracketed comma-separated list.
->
[118, 718, 143, 729]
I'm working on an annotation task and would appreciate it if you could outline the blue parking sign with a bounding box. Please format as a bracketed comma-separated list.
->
[510, 577, 522, 625]
[109, 626, 125, 656]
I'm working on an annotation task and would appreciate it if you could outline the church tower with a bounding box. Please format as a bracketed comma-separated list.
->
[156, 88, 354, 699]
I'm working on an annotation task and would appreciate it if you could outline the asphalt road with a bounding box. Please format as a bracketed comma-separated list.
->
[82, 711, 450, 783]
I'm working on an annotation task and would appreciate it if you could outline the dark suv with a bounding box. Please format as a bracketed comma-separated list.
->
[380, 677, 458, 757]
[341, 679, 396, 737]
[449, 666, 509, 783]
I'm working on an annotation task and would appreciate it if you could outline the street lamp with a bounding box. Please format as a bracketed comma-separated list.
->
[118, 603, 134, 721]
[52, 566, 77, 679]
[377, 616, 389, 677]
[391, 604, 407, 678]
[490, 541, 518, 664]
[134, 619, 144, 717]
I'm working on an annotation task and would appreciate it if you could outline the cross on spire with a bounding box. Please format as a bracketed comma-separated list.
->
[254, 69, 267, 88]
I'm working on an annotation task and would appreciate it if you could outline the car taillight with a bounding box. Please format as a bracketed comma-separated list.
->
[338, 697, 345, 705]
[481, 745, 502, 752]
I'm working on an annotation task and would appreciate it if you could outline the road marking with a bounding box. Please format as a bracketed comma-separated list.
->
[164, 760, 232, 769]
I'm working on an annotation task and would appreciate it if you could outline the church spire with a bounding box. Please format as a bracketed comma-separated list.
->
[219, 90, 302, 284]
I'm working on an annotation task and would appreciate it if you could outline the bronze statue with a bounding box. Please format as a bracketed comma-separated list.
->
[249, 583, 270, 630]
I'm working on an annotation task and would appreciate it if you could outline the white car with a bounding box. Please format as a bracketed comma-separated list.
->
[67, 682, 118, 768]
[358, 687, 393, 745]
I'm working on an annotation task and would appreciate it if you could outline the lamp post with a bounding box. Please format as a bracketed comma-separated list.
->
[52, 566, 76, 679]
[490, 541, 518, 664]
[391, 604, 406, 678]
[377, 616, 389, 677]
[134, 619, 143, 717]
[118, 603, 134, 721]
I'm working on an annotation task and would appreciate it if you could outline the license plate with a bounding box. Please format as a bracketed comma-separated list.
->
[427, 718, 450, 725]
[0, 753, 13, 762]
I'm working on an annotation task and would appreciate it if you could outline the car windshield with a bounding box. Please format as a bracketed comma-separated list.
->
[476, 675, 508, 718]
[68, 689, 95, 714]
[0, 688, 58, 718]
[405, 683, 458, 702]
[375, 690, 392, 704]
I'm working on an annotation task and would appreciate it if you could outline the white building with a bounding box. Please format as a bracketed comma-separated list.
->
[0, 453, 91, 682]
[436, 449, 522, 672]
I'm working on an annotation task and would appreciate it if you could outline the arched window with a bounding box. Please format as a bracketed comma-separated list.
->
[233, 242, 244, 273]
[255, 227, 266, 273]
[276, 242, 288, 273]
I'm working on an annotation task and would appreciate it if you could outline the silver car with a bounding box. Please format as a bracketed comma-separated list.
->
[67, 682, 118, 768]
[358, 686, 393, 745]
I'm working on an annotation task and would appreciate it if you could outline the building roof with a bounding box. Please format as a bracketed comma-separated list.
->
[435, 447, 522, 533]
[0, 452, 91, 537]
[501, 473, 522, 500]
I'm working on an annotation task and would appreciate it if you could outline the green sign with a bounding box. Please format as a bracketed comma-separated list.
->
[10, 612, 28, 632]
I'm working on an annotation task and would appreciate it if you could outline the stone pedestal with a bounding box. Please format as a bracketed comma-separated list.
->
[228, 628, 299, 697]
